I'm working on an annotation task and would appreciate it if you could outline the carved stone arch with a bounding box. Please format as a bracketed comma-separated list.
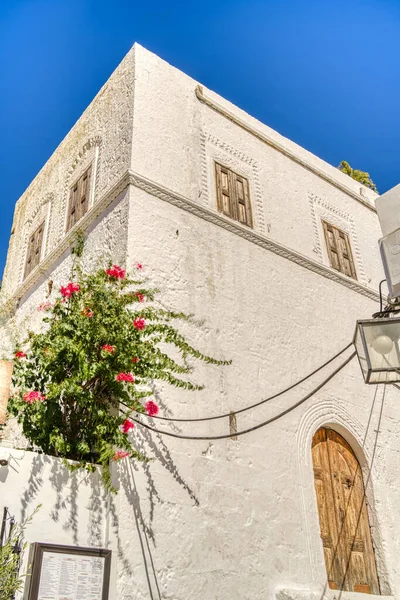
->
[59, 135, 102, 238]
[296, 395, 391, 595]
[25, 192, 54, 227]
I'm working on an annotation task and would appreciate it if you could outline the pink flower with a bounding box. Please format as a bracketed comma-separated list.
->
[101, 344, 115, 354]
[133, 318, 146, 330]
[23, 391, 47, 404]
[37, 301, 53, 312]
[134, 262, 143, 270]
[134, 292, 145, 303]
[60, 283, 80, 298]
[145, 400, 159, 417]
[112, 450, 130, 461]
[106, 265, 126, 279]
[81, 307, 93, 318]
[116, 372, 135, 383]
[121, 418, 135, 433]
[132, 357, 140, 363]
[15, 351, 27, 359]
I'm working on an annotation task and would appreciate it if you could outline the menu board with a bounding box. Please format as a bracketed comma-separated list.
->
[26, 544, 111, 600]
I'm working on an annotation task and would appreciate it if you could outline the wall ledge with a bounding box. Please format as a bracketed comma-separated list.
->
[195, 85, 377, 213]
[1, 170, 380, 312]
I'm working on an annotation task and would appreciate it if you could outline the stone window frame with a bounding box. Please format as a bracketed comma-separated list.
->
[201, 131, 265, 235]
[19, 194, 53, 284]
[61, 136, 101, 237]
[309, 193, 368, 286]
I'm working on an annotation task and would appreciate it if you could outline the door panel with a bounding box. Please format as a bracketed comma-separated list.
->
[312, 428, 380, 594]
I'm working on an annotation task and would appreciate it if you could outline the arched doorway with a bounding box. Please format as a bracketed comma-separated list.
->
[312, 427, 380, 594]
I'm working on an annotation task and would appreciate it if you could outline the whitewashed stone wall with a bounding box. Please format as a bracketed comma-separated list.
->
[1, 44, 399, 600]
[0, 448, 118, 600]
[1, 47, 135, 299]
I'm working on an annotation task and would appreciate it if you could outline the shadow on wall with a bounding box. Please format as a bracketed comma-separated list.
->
[10, 452, 108, 549]
[7, 419, 199, 600]
[116, 417, 200, 600]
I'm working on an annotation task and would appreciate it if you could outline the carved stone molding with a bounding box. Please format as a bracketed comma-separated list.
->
[296, 387, 391, 594]
[195, 85, 377, 213]
[3, 170, 381, 310]
[309, 192, 368, 285]
[18, 193, 55, 285]
[200, 131, 266, 234]
[59, 135, 103, 239]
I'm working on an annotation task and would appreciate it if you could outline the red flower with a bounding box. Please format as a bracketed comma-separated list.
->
[112, 450, 130, 461]
[145, 400, 159, 417]
[121, 418, 135, 433]
[81, 307, 93, 318]
[15, 351, 27, 359]
[106, 265, 126, 279]
[133, 318, 146, 330]
[23, 391, 47, 404]
[101, 344, 115, 354]
[37, 301, 53, 312]
[134, 292, 145, 303]
[132, 357, 140, 363]
[116, 372, 135, 383]
[134, 262, 143, 270]
[60, 282, 80, 298]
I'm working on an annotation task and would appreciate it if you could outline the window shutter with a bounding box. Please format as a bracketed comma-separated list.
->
[233, 173, 252, 227]
[322, 221, 357, 280]
[66, 165, 92, 232]
[24, 221, 45, 279]
[322, 222, 340, 271]
[34, 222, 44, 265]
[79, 164, 92, 220]
[24, 232, 36, 279]
[312, 428, 380, 594]
[336, 229, 357, 279]
[67, 182, 79, 231]
[215, 163, 234, 218]
[215, 163, 253, 228]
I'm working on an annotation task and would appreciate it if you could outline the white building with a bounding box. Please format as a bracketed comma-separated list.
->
[0, 44, 399, 600]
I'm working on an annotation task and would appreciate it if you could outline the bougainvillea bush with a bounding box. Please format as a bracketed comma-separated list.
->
[8, 258, 228, 491]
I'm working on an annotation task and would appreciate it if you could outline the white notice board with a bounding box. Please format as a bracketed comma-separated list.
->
[26, 544, 111, 600]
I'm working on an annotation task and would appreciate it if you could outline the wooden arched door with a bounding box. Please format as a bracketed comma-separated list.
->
[312, 427, 380, 594]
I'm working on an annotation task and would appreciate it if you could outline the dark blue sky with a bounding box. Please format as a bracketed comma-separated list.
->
[1, 0, 400, 277]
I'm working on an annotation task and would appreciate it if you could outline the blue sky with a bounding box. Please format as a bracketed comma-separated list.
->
[1, 0, 400, 277]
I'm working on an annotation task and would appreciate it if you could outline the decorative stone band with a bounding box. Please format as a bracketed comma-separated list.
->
[2, 169, 380, 311]
[0, 360, 13, 425]
[195, 86, 377, 214]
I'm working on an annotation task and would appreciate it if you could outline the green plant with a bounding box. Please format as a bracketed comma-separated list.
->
[0, 506, 40, 600]
[338, 160, 378, 193]
[8, 260, 229, 491]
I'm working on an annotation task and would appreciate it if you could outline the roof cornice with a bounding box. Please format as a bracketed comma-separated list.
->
[195, 85, 377, 214]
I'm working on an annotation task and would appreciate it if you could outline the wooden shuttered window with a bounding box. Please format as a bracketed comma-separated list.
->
[312, 428, 380, 594]
[66, 165, 92, 232]
[215, 163, 253, 228]
[322, 221, 357, 279]
[24, 221, 45, 279]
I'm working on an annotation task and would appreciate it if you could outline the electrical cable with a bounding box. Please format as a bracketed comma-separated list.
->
[128, 351, 356, 441]
[120, 341, 353, 423]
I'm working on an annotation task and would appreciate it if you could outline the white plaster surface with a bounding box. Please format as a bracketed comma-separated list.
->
[0, 44, 399, 600]
[0, 448, 117, 600]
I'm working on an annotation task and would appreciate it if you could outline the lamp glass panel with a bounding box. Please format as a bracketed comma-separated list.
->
[354, 325, 369, 380]
[362, 320, 400, 371]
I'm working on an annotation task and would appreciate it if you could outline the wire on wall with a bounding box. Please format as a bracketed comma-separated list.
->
[120, 342, 353, 423]
[127, 351, 356, 441]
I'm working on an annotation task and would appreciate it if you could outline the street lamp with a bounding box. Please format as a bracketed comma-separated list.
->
[355, 184, 400, 384]
[354, 315, 400, 383]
